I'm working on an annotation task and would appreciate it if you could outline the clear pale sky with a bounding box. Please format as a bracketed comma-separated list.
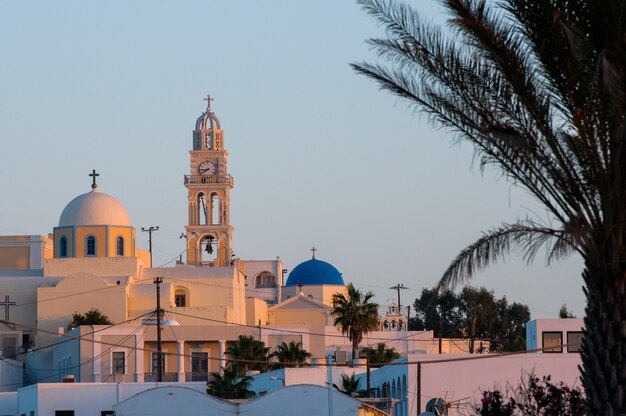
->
[0, 1, 585, 318]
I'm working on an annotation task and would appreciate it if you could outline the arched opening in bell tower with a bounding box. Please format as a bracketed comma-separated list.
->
[197, 192, 208, 226]
[210, 193, 220, 225]
[198, 234, 218, 265]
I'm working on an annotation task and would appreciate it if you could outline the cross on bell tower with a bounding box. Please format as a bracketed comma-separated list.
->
[204, 94, 214, 110]
[184, 95, 233, 267]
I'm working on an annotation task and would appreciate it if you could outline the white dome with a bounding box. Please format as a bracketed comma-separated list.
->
[58, 190, 131, 227]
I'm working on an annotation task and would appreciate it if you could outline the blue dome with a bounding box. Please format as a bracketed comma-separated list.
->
[285, 258, 344, 286]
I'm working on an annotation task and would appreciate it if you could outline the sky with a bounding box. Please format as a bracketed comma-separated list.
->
[0, 1, 585, 319]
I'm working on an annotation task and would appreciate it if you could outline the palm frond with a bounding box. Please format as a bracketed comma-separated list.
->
[439, 220, 583, 289]
[353, 0, 624, 264]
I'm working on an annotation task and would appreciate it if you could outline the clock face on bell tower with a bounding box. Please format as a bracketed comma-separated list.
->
[198, 161, 216, 178]
[184, 95, 234, 267]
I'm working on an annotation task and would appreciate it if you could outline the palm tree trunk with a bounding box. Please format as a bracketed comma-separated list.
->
[581, 262, 626, 415]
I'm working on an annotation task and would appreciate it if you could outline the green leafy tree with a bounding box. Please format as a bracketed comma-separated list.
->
[354, 0, 624, 410]
[559, 304, 576, 318]
[206, 366, 256, 400]
[458, 286, 499, 353]
[331, 283, 379, 363]
[411, 287, 464, 338]
[359, 343, 400, 367]
[271, 341, 312, 367]
[411, 286, 530, 351]
[68, 308, 112, 330]
[225, 335, 271, 377]
[491, 298, 531, 352]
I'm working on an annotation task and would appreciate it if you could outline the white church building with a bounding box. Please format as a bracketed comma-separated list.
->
[0, 98, 584, 416]
[0, 97, 425, 390]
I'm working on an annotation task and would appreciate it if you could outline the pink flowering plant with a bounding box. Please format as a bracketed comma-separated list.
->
[475, 373, 586, 415]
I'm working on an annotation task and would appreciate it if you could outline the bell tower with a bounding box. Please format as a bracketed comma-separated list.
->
[184, 94, 234, 267]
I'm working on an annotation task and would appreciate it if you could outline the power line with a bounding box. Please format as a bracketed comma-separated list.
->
[0, 312, 155, 363]
[0, 314, 564, 382]
[166, 309, 430, 343]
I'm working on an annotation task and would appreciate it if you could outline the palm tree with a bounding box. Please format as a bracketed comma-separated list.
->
[353, 0, 625, 413]
[271, 341, 312, 367]
[332, 283, 379, 363]
[225, 335, 271, 377]
[334, 373, 366, 397]
[359, 343, 400, 367]
[206, 366, 255, 400]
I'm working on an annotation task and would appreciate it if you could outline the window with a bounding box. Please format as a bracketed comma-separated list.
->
[55, 412, 75, 416]
[101, 411, 115, 416]
[116, 236, 124, 256]
[255, 271, 276, 288]
[60, 236, 68, 257]
[567, 331, 583, 353]
[2, 335, 17, 359]
[175, 289, 187, 307]
[191, 352, 208, 381]
[152, 352, 165, 374]
[198, 193, 208, 225]
[86, 236, 96, 256]
[542, 331, 563, 353]
[112, 351, 125, 374]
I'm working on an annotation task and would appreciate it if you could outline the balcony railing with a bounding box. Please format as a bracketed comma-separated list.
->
[187, 372, 212, 382]
[184, 175, 233, 187]
[143, 372, 178, 382]
[143, 372, 213, 382]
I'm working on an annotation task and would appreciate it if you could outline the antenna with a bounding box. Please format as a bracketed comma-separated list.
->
[423, 392, 470, 416]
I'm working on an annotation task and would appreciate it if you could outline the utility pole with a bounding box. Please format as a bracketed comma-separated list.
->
[389, 283, 408, 310]
[154, 277, 163, 382]
[141, 226, 159, 267]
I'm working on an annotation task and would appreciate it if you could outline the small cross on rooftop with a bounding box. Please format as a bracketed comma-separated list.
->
[310, 246, 317, 259]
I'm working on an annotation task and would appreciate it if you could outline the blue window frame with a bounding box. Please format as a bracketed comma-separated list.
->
[60, 236, 68, 257]
[86, 236, 96, 256]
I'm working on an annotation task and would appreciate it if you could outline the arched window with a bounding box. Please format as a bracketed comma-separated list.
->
[60, 236, 68, 257]
[175, 288, 187, 307]
[255, 271, 276, 288]
[86, 236, 96, 256]
[116, 236, 124, 256]
[198, 193, 208, 225]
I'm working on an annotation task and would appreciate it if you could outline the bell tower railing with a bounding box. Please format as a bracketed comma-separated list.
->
[184, 175, 233, 187]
